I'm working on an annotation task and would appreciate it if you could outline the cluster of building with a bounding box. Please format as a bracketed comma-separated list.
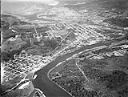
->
[47, 22, 106, 53]
[2, 51, 52, 84]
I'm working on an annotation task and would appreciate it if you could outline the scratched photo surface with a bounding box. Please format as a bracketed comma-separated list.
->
[1, 0, 128, 97]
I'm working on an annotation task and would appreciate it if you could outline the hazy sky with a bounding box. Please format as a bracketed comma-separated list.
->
[2, 0, 59, 6]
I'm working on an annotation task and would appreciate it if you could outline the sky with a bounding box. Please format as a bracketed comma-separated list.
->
[2, 0, 59, 6]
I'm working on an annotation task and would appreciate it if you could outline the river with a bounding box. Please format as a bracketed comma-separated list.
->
[32, 41, 107, 97]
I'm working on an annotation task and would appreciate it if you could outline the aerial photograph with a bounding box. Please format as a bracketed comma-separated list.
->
[1, 0, 128, 97]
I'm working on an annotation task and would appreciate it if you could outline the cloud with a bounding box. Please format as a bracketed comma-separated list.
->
[2, 0, 59, 6]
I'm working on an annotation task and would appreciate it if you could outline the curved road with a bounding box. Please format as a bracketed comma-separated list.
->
[32, 42, 106, 97]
